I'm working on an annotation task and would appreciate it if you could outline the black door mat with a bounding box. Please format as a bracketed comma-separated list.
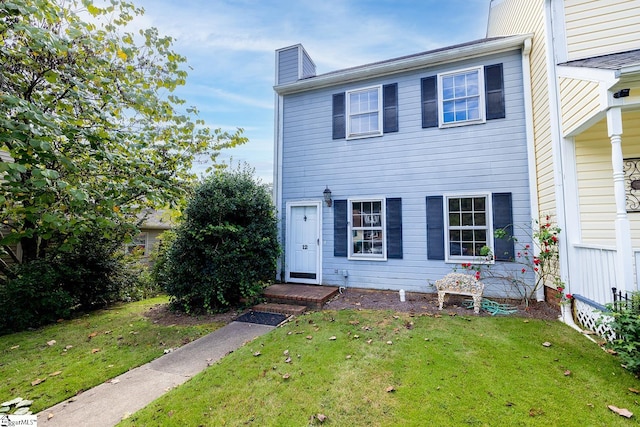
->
[235, 311, 289, 326]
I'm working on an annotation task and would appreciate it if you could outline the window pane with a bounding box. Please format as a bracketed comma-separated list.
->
[473, 197, 485, 210]
[474, 213, 486, 226]
[467, 72, 479, 95]
[460, 198, 472, 211]
[475, 230, 487, 242]
[462, 242, 474, 255]
[449, 213, 460, 226]
[462, 230, 474, 241]
[449, 198, 460, 211]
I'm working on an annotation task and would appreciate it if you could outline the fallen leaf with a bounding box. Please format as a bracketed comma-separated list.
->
[316, 413, 327, 423]
[629, 388, 640, 394]
[282, 373, 290, 380]
[523, 320, 529, 323]
[283, 350, 289, 356]
[529, 408, 544, 417]
[285, 357, 292, 363]
[564, 370, 571, 376]
[606, 348, 618, 355]
[31, 378, 46, 386]
[253, 351, 261, 357]
[48, 413, 54, 420]
[608, 405, 633, 418]
[387, 341, 393, 345]
[393, 315, 400, 319]
[386, 386, 395, 393]
[10, 345, 19, 350]
[329, 336, 337, 341]
[349, 320, 360, 325]
[306, 335, 313, 340]
[47, 340, 56, 346]
[88, 332, 98, 339]
[49, 371, 62, 377]
[542, 342, 552, 347]
[91, 348, 100, 354]
[434, 314, 442, 318]
[353, 335, 360, 339]
[346, 355, 352, 359]
[109, 379, 120, 384]
[366, 339, 373, 344]
[505, 401, 514, 407]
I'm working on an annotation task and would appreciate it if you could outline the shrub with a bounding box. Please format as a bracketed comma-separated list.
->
[605, 292, 640, 374]
[162, 167, 279, 313]
[0, 259, 74, 334]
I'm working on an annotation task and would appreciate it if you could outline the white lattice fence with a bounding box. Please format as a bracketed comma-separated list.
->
[572, 294, 615, 341]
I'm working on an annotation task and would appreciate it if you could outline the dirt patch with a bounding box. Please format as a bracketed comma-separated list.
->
[323, 288, 560, 321]
[145, 288, 560, 327]
[144, 303, 242, 326]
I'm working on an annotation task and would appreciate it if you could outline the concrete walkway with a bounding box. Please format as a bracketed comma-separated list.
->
[36, 321, 274, 426]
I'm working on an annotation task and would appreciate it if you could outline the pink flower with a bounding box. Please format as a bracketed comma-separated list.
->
[533, 257, 540, 265]
[521, 268, 526, 274]
[566, 294, 573, 299]
[534, 267, 539, 272]
[525, 244, 530, 249]
[475, 271, 481, 280]
[551, 236, 558, 243]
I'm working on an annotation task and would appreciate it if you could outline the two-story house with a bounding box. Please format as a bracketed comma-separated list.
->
[272, 35, 537, 299]
[487, 0, 640, 327]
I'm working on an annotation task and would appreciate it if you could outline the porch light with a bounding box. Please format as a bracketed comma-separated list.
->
[323, 186, 332, 207]
[613, 88, 630, 98]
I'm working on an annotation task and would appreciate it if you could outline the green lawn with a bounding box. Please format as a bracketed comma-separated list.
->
[121, 310, 640, 427]
[0, 296, 224, 413]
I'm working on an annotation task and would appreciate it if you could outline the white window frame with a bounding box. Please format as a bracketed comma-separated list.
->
[348, 197, 387, 261]
[125, 232, 148, 255]
[438, 66, 486, 128]
[346, 85, 383, 139]
[444, 193, 494, 264]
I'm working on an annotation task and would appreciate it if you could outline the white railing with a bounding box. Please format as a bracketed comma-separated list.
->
[572, 244, 618, 305]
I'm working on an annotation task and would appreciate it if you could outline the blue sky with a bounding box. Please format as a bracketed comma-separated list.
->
[131, 0, 491, 183]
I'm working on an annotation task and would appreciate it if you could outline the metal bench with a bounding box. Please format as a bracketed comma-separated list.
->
[434, 272, 485, 314]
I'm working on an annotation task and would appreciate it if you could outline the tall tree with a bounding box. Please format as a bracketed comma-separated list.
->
[0, 0, 246, 271]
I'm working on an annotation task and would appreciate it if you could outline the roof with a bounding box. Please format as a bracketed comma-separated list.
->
[139, 209, 175, 230]
[558, 49, 640, 71]
[274, 34, 532, 95]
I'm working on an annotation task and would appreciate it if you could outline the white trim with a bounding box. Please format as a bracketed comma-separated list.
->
[274, 35, 533, 95]
[285, 201, 323, 285]
[273, 93, 284, 281]
[347, 196, 387, 261]
[437, 66, 486, 127]
[442, 193, 494, 264]
[545, 0, 572, 294]
[346, 85, 383, 139]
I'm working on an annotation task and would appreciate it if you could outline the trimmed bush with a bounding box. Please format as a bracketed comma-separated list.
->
[162, 167, 279, 313]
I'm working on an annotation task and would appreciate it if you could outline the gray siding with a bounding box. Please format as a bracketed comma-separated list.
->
[301, 49, 316, 79]
[280, 50, 533, 297]
[277, 46, 300, 85]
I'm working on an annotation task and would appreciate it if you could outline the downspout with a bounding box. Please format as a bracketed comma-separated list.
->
[520, 37, 543, 301]
[544, 0, 572, 298]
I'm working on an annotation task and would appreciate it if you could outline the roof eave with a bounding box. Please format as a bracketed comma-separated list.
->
[274, 34, 532, 95]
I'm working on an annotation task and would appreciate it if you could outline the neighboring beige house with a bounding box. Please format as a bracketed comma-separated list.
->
[487, 0, 640, 324]
[127, 209, 175, 260]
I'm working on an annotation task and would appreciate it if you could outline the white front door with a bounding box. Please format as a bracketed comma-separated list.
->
[286, 202, 321, 284]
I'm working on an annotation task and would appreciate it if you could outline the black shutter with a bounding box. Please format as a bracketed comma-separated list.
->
[492, 192, 514, 261]
[383, 83, 398, 133]
[421, 76, 438, 128]
[485, 64, 505, 120]
[332, 93, 346, 139]
[426, 196, 445, 260]
[334, 199, 348, 257]
[386, 198, 402, 259]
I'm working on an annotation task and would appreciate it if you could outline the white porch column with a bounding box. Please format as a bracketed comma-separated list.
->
[607, 107, 634, 291]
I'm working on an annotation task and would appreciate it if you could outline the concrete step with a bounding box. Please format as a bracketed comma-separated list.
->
[252, 302, 308, 316]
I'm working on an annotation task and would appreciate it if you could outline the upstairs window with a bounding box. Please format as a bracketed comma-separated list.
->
[422, 63, 504, 129]
[440, 67, 483, 125]
[333, 83, 398, 139]
[441, 68, 482, 124]
[347, 86, 382, 138]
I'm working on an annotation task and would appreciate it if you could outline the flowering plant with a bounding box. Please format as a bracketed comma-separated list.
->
[456, 215, 564, 306]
